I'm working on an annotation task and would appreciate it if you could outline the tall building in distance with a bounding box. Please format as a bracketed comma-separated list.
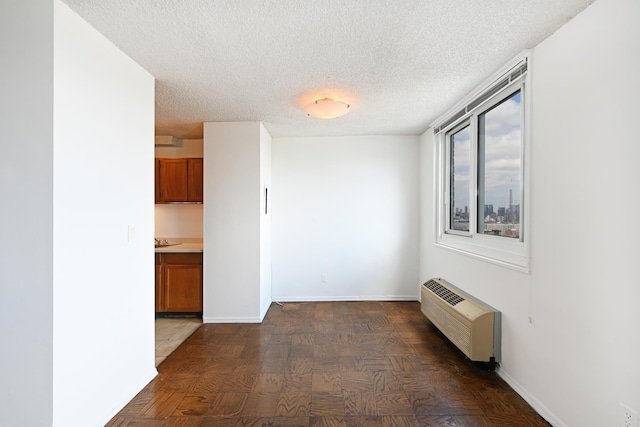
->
[484, 204, 494, 217]
[505, 188, 518, 224]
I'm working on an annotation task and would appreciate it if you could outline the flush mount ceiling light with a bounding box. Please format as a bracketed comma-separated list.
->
[306, 98, 350, 119]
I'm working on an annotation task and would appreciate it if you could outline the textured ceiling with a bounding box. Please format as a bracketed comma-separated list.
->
[62, 0, 594, 138]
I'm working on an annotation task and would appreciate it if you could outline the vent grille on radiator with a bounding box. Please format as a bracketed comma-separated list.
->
[424, 279, 465, 306]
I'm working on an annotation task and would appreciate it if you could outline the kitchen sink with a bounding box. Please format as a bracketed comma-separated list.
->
[155, 243, 180, 248]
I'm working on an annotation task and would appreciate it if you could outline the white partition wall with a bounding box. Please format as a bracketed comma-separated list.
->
[52, 2, 156, 425]
[0, 1, 156, 426]
[0, 0, 54, 425]
[259, 125, 273, 319]
[203, 122, 272, 322]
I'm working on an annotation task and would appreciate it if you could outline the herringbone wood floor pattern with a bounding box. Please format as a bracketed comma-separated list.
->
[107, 301, 551, 426]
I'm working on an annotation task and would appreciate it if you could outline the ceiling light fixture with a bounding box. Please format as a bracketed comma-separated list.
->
[306, 98, 350, 119]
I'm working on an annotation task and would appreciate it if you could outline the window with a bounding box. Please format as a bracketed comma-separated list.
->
[435, 54, 529, 270]
[477, 90, 522, 239]
[448, 123, 471, 233]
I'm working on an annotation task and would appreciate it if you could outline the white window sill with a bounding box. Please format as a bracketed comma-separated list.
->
[435, 233, 529, 273]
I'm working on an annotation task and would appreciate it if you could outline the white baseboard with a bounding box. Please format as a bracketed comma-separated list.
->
[203, 316, 263, 323]
[204, 297, 418, 323]
[497, 367, 566, 427]
[271, 295, 419, 302]
[104, 368, 157, 426]
[260, 299, 271, 321]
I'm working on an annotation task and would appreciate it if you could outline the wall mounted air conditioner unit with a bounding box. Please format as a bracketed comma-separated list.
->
[154, 136, 183, 147]
[421, 278, 501, 367]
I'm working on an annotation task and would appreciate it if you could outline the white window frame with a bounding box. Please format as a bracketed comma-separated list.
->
[433, 52, 531, 272]
[444, 120, 472, 237]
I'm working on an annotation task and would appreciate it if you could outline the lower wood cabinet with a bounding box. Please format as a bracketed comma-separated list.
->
[156, 252, 203, 313]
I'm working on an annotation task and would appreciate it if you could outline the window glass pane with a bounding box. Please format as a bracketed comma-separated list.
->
[477, 90, 521, 238]
[450, 125, 470, 232]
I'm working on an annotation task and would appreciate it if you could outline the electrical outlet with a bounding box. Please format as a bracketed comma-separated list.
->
[320, 274, 327, 283]
[620, 403, 638, 427]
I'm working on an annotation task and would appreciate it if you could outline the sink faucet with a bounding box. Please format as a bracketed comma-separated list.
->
[154, 238, 161, 245]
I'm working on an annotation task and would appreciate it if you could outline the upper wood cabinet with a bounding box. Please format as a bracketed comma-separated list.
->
[155, 158, 203, 203]
[187, 158, 203, 202]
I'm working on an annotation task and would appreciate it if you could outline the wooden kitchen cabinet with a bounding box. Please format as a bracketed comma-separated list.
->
[187, 158, 203, 202]
[155, 252, 203, 313]
[155, 254, 163, 312]
[155, 158, 203, 203]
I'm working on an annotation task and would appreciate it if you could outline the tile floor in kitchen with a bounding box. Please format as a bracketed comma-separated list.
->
[155, 317, 202, 366]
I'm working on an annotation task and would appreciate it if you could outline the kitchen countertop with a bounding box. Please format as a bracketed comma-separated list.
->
[154, 242, 203, 253]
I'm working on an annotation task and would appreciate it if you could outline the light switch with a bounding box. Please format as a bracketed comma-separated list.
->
[127, 225, 136, 242]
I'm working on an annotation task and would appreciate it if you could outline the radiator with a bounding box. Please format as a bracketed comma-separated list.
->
[421, 278, 501, 365]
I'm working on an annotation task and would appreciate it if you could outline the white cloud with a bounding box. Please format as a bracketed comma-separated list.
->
[482, 97, 521, 135]
[451, 125, 471, 168]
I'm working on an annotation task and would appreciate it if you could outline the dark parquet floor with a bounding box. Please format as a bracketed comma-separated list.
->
[107, 301, 550, 427]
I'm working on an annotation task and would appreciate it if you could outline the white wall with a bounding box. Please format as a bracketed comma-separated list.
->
[203, 122, 268, 322]
[420, 0, 640, 425]
[154, 205, 203, 238]
[155, 138, 203, 158]
[52, 2, 156, 426]
[1, 2, 156, 426]
[272, 136, 420, 301]
[0, 0, 54, 425]
[260, 124, 273, 318]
